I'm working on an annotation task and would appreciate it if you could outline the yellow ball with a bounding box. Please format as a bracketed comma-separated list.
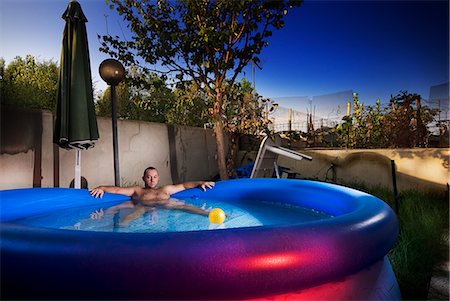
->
[208, 208, 226, 224]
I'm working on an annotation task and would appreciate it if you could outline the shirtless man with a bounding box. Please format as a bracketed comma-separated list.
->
[89, 167, 215, 225]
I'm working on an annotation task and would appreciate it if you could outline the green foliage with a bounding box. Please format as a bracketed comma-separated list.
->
[384, 91, 436, 147]
[333, 91, 437, 148]
[100, 0, 302, 179]
[130, 73, 176, 123]
[365, 99, 384, 146]
[390, 191, 448, 300]
[96, 71, 176, 123]
[223, 78, 277, 136]
[0, 58, 4, 80]
[346, 182, 449, 300]
[335, 93, 384, 148]
[0, 58, 4, 101]
[1, 55, 58, 111]
[335, 115, 353, 147]
[222, 78, 278, 173]
[96, 74, 274, 133]
[96, 82, 134, 118]
[100, 0, 302, 94]
[169, 81, 211, 127]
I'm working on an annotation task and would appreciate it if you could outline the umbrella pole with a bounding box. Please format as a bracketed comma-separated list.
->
[75, 149, 81, 189]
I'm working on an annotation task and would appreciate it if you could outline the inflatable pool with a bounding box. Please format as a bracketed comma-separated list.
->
[0, 178, 400, 300]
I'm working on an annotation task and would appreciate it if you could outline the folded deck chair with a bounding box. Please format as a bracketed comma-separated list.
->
[250, 135, 312, 178]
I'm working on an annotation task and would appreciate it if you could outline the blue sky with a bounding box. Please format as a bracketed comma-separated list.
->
[1, 0, 448, 114]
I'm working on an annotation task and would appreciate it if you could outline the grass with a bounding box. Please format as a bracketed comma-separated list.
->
[347, 182, 449, 300]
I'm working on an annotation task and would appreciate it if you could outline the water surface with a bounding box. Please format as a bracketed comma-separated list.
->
[13, 198, 333, 233]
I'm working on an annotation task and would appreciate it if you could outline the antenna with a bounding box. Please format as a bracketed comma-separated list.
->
[251, 59, 262, 92]
[117, 19, 128, 41]
[104, 14, 109, 35]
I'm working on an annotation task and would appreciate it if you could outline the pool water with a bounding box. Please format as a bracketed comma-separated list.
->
[12, 198, 332, 233]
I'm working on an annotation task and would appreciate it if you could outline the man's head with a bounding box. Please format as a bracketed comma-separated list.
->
[142, 167, 159, 189]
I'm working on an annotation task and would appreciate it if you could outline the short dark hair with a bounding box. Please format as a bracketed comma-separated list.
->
[143, 166, 158, 177]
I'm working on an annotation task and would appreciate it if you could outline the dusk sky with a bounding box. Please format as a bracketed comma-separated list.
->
[1, 0, 448, 115]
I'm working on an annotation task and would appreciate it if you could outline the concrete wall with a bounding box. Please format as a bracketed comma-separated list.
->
[0, 151, 34, 189]
[277, 148, 449, 194]
[58, 117, 175, 188]
[0, 108, 219, 190]
[173, 125, 219, 182]
[1, 106, 448, 194]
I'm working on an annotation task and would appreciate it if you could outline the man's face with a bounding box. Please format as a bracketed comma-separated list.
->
[143, 169, 159, 189]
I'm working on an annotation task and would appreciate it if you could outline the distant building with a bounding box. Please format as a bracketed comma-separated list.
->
[427, 82, 449, 136]
[311, 90, 354, 119]
[269, 90, 353, 132]
[428, 82, 449, 122]
[269, 106, 309, 132]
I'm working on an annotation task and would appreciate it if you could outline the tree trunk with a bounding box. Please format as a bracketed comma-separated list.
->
[230, 133, 239, 165]
[214, 118, 229, 180]
[212, 88, 229, 180]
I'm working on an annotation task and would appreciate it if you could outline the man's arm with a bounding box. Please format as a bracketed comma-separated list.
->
[162, 181, 215, 195]
[90, 186, 140, 198]
[119, 204, 152, 227]
[89, 200, 135, 220]
[163, 203, 209, 216]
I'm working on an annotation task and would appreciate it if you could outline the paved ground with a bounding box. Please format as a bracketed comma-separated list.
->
[427, 234, 449, 301]
[427, 260, 449, 300]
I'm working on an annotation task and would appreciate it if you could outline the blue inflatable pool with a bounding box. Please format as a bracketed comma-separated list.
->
[0, 179, 401, 300]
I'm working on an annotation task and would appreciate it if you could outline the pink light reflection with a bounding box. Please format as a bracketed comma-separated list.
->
[239, 251, 309, 271]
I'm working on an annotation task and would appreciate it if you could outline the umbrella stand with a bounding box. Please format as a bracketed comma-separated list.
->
[75, 149, 81, 189]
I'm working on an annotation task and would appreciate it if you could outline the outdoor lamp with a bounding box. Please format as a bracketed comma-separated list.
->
[99, 59, 125, 85]
[99, 59, 125, 186]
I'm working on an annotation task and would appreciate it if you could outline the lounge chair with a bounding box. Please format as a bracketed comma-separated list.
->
[250, 134, 312, 178]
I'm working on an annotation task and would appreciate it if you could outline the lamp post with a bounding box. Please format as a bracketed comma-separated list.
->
[99, 59, 125, 186]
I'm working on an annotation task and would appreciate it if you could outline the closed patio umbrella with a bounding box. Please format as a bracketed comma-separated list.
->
[54, 0, 99, 188]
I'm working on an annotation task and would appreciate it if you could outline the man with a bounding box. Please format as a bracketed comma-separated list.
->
[89, 167, 215, 225]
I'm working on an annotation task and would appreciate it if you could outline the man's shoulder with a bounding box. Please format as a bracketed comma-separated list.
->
[157, 183, 180, 192]
[127, 185, 145, 193]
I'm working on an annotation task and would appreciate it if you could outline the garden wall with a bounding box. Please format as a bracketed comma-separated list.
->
[276, 148, 449, 195]
[1, 106, 447, 195]
[0, 106, 220, 190]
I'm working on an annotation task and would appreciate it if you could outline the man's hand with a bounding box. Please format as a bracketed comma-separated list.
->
[200, 181, 215, 191]
[90, 208, 104, 219]
[90, 187, 105, 198]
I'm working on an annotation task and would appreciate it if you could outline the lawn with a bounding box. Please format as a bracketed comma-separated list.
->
[349, 183, 449, 300]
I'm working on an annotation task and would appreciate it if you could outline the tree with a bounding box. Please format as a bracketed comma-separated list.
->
[100, 0, 302, 179]
[0, 58, 5, 100]
[364, 98, 384, 147]
[0, 58, 4, 81]
[96, 82, 134, 118]
[384, 91, 436, 147]
[169, 81, 210, 127]
[333, 91, 436, 148]
[1, 55, 58, 111]
[222, 78, 277, 174]
[223, 79, 276, 136]
[168, 78, 277, 175]
[342, 93, 385, 148]
[96, 71, 176, 123]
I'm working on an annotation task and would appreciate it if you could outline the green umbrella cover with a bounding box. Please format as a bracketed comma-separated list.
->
[54, 0, 99, 188]
[54, 0, 99, 150]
